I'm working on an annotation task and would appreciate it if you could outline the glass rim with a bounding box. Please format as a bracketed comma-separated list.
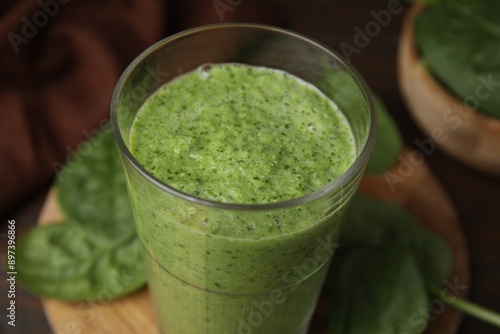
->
[111, 23, 377, 211]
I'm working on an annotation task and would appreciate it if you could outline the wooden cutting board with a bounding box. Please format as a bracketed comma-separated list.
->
[38, 149, 469, 334]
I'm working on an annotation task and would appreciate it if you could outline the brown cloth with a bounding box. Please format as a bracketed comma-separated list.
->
[0, 0, 272, 216]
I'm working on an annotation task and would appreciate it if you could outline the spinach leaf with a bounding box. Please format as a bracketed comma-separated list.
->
[315, 69, 372, 156]
[16, 222, 145, 301]
[325, 194, 453, 333]
[15, 126, 146, 301]
[316, 69, 368, 121]
[316, 69, 401, 174]
[340, 194, 453, 285]
[57, 124, 135, 241]
[328, 241, 428, 334]
[365, 96, 402, 175]
[415, 0, 500, 119]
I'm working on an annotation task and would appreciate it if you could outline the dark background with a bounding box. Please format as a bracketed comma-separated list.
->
[1, 0, 500, 333]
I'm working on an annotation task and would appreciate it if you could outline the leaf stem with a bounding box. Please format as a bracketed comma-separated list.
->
[426, 282, 500, 328]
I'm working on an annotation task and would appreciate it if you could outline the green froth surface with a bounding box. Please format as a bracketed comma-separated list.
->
[129, 63, 355, 206]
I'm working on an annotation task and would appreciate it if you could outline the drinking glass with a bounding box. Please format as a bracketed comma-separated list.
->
[111, 23, 376, 334]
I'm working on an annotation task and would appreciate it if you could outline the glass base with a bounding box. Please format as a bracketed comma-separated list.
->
[144, 250, 326, 334]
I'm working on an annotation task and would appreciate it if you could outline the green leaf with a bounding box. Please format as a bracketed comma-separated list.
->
[16, 222, 145, 301]
[316, 69, 368, 118]
[315, 69, 372, 157]
[15, 126, 146, 301]
[415, 0, 439, 5]
[365, 95, 402, 175]
[57, 124, 135, 241]
[340, 194, 453, 285]
[328, 241, 429, 334]
[315, 69, 402, 174]
[415, 0, 500, 119]
[325, 194, 453, 332]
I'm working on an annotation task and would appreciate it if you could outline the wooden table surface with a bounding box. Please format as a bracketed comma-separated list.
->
[2, 1, 500, 333]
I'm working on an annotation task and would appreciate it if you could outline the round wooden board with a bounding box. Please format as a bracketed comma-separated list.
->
[38, 191, 159, 334]
[38, 149, 469, 334]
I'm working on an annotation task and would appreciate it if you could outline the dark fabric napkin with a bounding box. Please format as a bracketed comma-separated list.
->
[0, 0, 272, 216]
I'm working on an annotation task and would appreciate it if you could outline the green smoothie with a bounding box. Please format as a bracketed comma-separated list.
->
[127, 64, 356, 333]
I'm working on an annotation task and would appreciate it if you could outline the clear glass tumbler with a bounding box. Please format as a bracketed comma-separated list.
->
[111, 24, 376, 334]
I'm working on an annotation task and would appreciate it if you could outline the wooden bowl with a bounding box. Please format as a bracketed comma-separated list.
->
[398, 5, 500, 174]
